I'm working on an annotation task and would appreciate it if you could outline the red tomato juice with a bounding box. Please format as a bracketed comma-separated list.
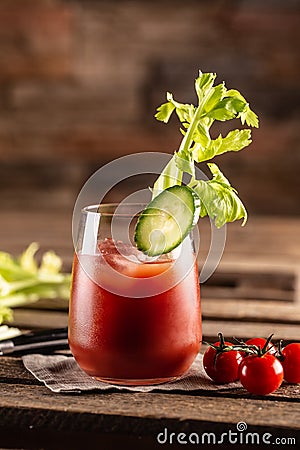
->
[69, 240, 201, 384]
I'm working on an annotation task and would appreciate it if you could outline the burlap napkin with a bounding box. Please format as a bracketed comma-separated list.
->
[22, 353, 242, 393]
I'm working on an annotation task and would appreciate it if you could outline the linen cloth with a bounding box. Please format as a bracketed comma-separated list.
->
[22, 353, 242, 393]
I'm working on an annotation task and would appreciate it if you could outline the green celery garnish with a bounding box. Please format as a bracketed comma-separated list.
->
[0, 243, 71, 326]
[153, 70, 259, 227]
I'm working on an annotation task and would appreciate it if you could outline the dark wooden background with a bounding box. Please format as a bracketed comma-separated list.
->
[0, 4, 300, 447]
[0, 0, 299, 217]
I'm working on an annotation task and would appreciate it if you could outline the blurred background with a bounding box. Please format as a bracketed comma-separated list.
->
[0, 1, 299, 442]
[0, 0, 299, 219]
[0, 0, 299, 346]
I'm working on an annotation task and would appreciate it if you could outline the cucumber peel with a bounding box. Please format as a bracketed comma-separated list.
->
[134, 185, 200, 256]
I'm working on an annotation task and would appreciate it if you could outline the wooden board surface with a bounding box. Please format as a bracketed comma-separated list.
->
[1, 356, 300, 423]
[1, 212, 300, 449]
[0, 355, 299, 450]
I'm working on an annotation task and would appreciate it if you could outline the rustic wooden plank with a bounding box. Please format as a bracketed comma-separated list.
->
[24, 298, 69, 311]
[0, 423, 158, 450]
[202, 269, 296, 302]
[9, 309, 300, 341]
[202, 320, 300, 342]
[0, 357, 38, 384]
[202, 298, 300, 323]
[0, 383, 299, 431]
[0, 405, 298, 450]
[295, 271, 300, 304]
[218, 217, 300, 260]
[11, 309, 68, 329]
[7, 269, 300, 321]
[1, 356, 299, 402]
[215, 383, 300, 401]
[1, 213, 300, 264]
[213, 259, 300, 276]
[202, 286, 295, 302]
[0, 211, 74, 272]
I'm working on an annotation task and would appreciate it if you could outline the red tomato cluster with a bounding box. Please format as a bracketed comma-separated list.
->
[203, 334, 300, 395]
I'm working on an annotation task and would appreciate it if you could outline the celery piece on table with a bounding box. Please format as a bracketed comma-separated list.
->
[0, 243, 71, 326]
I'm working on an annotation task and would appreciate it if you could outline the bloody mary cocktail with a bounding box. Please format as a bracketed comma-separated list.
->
[69, 205, 201, 385]
[69, 70, 259, 385]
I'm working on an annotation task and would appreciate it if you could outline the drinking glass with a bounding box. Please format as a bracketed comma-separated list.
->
[68, 203, 201, 386]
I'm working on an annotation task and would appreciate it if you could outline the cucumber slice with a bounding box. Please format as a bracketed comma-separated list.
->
[134, 185, 200, 256]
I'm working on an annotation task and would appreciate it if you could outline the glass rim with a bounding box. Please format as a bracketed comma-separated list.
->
[81, 203, 149, 217]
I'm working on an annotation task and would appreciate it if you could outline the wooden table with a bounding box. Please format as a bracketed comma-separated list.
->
[0, 211, 300, 449]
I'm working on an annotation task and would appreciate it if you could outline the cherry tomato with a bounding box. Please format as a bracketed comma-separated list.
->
[244, 338, 277, 356]
[280, 343, 300, 384]
[239, 353, 283, 395]
[203, 341, 243, 384]
[245, 337, 276, 354]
